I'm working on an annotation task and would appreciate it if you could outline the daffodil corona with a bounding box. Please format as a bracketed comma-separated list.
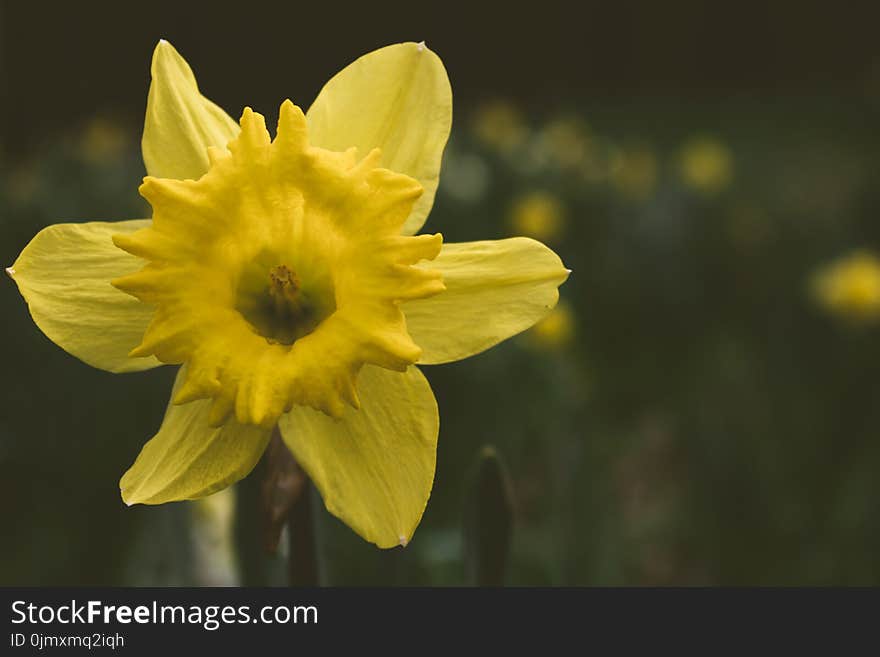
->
[115, 102, 446, 428]
[8, 41, 569, 548]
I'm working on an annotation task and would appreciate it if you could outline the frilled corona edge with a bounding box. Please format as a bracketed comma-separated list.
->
[113, 100, 446, 429]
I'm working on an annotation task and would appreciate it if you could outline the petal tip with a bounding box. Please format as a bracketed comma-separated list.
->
[110, 233, 127, 250]
[153, 38, 175, 57]
[128, 344, 152, 358]
[417, 41, 426, 52]
[276, 100, 307, 140]
[121, 489, 136, 507]
[5, 266, 15, 278]
[399, 535, 409, 547]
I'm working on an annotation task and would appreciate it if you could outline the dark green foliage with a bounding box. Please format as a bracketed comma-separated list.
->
[3, 99, 880, 585]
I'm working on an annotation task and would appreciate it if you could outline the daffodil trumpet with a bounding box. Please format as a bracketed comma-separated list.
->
[8, 40, 569, 549]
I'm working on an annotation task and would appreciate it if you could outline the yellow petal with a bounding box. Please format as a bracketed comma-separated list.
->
[278, 364, 438, 549]
[142, 40, 239, 180]
[8, 220, 160, 373]
[306, 42, 452, 236]
[404, 238, 570, 364]
[121, 367, 271, 505]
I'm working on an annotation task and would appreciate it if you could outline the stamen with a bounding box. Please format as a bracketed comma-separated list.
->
[268, 264, 304, 329]
[269, 264, 300, 302]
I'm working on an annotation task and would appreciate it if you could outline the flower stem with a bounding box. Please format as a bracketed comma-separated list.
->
[235, 428, 319, 585]
[262, 426, 318, 586]
[286, 476, 318, 586]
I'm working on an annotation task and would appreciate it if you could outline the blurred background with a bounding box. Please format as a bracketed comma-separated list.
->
[2, 2, 880, 585]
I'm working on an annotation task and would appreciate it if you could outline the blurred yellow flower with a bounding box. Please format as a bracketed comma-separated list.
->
[535, 117, 591, 169]
[812, 251, 880, 321]
[7, 165, 39, 203]
[677, 136, 733, 194]
[80, 117, 130, 164]
[471, 100, 529, 153]
[610, 145, 658, 201]
[509, 191, 565, 243]
[527, 299, 575, 350]
[579, 137, 617, 184]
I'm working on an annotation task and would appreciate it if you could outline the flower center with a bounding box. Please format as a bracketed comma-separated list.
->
[235, 256, 336, 346]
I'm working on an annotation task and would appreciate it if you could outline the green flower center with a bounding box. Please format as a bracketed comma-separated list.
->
[235, 253, 335, 346]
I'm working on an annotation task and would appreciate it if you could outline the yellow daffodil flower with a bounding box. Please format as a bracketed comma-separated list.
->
[527, 299, 575, 350]
[609, 145, 658, 201]
[80, 117, 130, 164]
[508, 191, 565, 243]
[7, 41, 569, 548]
[812, 250, 880, 321]
[535, 117, 590, 170]
[470, 100, 529, 153]
[677, 136, 733, 195]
